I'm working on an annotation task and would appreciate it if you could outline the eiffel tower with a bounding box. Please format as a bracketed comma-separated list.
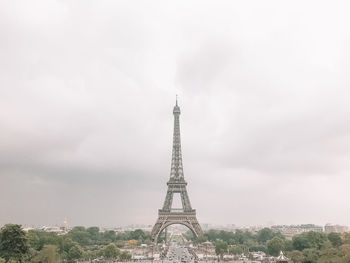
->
[151, 98, 203, 242]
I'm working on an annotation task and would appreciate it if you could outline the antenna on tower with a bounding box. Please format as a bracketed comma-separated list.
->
[176, 94, 178, 106]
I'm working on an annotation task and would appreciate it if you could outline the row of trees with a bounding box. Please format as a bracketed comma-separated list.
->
[202, 228, 350, 263]
[2, 224, 350, 263]
[0, 224, 133, 263]
[61, 226, 151, 248]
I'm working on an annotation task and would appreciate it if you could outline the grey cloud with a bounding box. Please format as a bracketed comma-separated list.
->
[1, 0, 350, 227]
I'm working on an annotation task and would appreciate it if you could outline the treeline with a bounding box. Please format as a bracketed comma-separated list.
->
[200, 228, 350, 262]
[60, 226, 152, 247]
[0, 224, 143, 263]
[2, 224, 350, 263]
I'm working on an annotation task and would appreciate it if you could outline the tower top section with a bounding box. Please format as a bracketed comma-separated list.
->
[170, 97, 184, 180]
[173, 95, 181, 115]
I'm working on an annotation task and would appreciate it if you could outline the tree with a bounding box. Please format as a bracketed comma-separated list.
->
[130, 229, 146, 240]
[339, 244, 350, 263]
[305, 231, 327, 250]
[60, 237, 79, 257]
[27, 230, 40, 250]
[0, 224, 29, 262]
[67, 244, 83, 261]
[250, 245, 266, 253]
[103, 230, 117, 243]
[24, 247, 38, 263]
[292, 235, 310, 251]
[67, 227, 90, 246]
[0, 258, 5, 263]
[119, 251, 132, 261]
[287, 250, 304, 263]
[257, 228, 275, 244]
[87, 227, 100, 240]
[342, 233, 350, 245]
[228, 246, 243, 255]
[100, 243, 120, 259]
[292, 231, 327, 251]
[328, 232, 342, 247]
[318, 242, 341, 263]
[215, 240, 228, 258]
[284, 240, 293, 251]
[302, 248, 319, 263]
[127, 240, 138, 247]
[267, 237, 284, 256]
[32, 245, 60, 263]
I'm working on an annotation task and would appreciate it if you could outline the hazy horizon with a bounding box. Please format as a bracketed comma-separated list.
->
[1, 0, 350, 228]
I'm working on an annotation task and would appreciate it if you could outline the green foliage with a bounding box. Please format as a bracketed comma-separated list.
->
[103, 230, 117, 243]
[328, 232, 343, 247]
[306, 232, 328, 250]
[100, 243, 120, 259]
[318, 242, 342, 263]
[119, 250, 132, 260]
[284, 240, 294, 251]
[292, 231, 327, 252]
[228, 245, 243, 255]
[0, 226, 151, 262]
[202, 229, 350, 262]
[27, 231, 40, 250]
[267, 237, 284, 256]
[4, 224, 350, 263]
[257, 228, 275, 243]
[32, 245, 60, 263]
[24, 247, 38, 262]
[205, 229, 257, 247]
[31, 231, 62, 251]
[250, 245, 267, 252]
[215, 240, 228, 257]
[339, 244, 350, 263]
[0, 224, 29, 262]
[67, 244, 83, 261]
[293, 235, 310, 251]
[287, 250, 304, 263]
[342, 233, 350, 245]
[60, 237, 76, 255]
[302, 247, 319, 263]
[87, 226, 99, 238]
[66, 226, 90, 246]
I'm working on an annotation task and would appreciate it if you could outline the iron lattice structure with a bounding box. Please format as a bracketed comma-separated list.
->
[151, 99, 203, 242]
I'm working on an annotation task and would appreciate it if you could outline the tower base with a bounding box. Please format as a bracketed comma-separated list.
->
[151, 210, 203, 242]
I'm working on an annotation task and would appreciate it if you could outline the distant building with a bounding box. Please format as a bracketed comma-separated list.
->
[41, 226, 65, 234]
[271, 224, 323, 239]
[325, 224, 349, 233]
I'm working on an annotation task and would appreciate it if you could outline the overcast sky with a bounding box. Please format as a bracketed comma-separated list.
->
[1, 0, 350, 228]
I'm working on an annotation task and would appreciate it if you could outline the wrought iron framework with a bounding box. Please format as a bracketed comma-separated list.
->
[151, 99, 203, 242]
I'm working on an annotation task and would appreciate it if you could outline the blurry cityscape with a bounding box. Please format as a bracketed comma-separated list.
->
[3, 220, 349, 263]
[16, 221, 350, 237]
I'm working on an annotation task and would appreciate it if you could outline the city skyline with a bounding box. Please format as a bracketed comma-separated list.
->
[1, 1, 350, 228]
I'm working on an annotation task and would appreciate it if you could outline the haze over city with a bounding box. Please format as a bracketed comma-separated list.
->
[1, 0, 350, 228]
